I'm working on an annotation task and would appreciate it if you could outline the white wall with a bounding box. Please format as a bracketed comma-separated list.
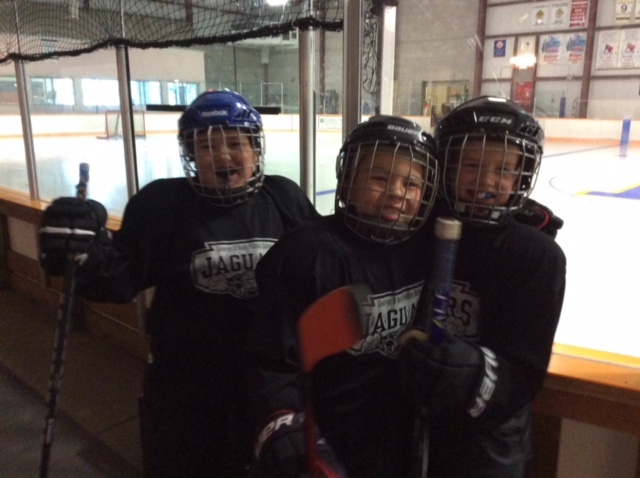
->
[484, 0, 640, 119]
[587, 78, 640, 119]
[0, 46, 204, 82]
[559, 420, 638, 478]
[393, 0, 478, 116]
[534, 80, 583, 118]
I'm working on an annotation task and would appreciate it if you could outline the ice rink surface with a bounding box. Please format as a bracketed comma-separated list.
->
[2, 132, 639, 358]
[532, 140, 640, 358]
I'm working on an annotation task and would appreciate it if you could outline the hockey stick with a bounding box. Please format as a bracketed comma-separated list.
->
[297, 283, 368, 477]
[39, 162, 90, 478]
[409, 217, 462, 478]
[428, 217, 463, 345]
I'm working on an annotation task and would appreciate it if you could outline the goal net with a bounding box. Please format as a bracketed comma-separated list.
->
[98, 109, 147, 140]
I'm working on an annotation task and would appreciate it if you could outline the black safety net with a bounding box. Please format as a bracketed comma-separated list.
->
[0, 0, 343, 65]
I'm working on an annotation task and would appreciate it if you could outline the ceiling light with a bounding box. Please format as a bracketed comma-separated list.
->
[509, 54, 537, 69]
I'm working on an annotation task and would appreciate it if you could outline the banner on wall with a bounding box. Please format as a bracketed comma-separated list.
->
[540, 34, 564, 64]
[618, 29, 640, 67]
[531, 6, 549, 27]
[569, 0, 588, 27]
[596, 30, 621, 69]
[514, 82, 534, 112]
[494, 39, 506, 57]
[616, 0, 634, 23]
[518, 36, 536, 55]
[551, 3, 570, 27]
[566, 32, 587, 63]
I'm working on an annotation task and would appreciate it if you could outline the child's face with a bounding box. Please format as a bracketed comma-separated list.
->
[193, 128, 258, 190]
[348, 146, 426, 223]
[450, 138, 522, 210]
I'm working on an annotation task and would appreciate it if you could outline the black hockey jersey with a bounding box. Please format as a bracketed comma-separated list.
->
[246, 215, 437, 477]
[246, 213, 566, 478]
[76, 175, 319, 345]
[425, 216, 566, 478]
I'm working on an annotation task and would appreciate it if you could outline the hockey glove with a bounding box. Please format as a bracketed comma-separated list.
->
[252, 410, 349, 478]
[513, 198, 564, 239]
[39, 197, 111, 276]
[398, 333, 499, 418]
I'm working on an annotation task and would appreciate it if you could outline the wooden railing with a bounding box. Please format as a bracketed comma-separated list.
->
[530, 344, 640, 477]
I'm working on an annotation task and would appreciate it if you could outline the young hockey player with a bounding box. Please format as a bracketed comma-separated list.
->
[38, 89, 320, 477]
[398, 96, 567, 477]
[245, 115, 440, 477]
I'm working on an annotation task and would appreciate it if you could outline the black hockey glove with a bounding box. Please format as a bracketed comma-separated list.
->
[398, 333, 499, 418]
[39, 197, 111, 276]
[513, 198, 564, 239]
[252, 410, 349, 478]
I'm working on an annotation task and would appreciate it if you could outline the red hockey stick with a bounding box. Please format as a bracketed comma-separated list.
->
[39, 163, 90, 478]
[297, 283, 368, 477]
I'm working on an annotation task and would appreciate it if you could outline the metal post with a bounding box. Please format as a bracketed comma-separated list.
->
[13, 1, 39, 200]
[378, 5, 397, 115]
[299, 28, 316, 203]
[115, 44, 148, 335]
[115, 45, 139, 198]
[15, 60, 40, 200]
[343, 0, 363, 140]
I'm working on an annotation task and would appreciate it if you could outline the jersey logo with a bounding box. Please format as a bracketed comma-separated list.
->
[350, 282, 423, 358]
[445, 280, 481, 341]
[191, 239, 276, 298]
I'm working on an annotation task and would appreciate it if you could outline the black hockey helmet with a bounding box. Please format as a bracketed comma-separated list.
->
[336, 115, 438, 244]
[434, 96, 544, 225]
[178, 89, 265, 206]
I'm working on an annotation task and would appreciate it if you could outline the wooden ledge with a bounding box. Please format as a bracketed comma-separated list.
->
[533, 343, 640, 435]
[0, 187, 122, 230]
[548, 343, 640, 395]
[552, 343, 640, 367]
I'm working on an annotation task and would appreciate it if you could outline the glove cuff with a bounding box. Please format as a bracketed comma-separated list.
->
[254, 410, 304, 459]
[467, 346, 499, 417]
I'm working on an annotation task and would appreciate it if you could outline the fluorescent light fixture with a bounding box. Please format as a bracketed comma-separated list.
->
[266, 0, 289, 5]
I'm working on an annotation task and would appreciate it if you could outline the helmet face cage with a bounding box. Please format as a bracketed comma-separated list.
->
[435, 96, 544, 225]
[440, 133, 540, 225]
[178, 89, 265, 206]
[336, 117, 438, 244]
[180, 124, 265, 206]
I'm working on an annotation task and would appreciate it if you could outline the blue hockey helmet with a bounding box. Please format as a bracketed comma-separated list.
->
[178, 89, 265, 206]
